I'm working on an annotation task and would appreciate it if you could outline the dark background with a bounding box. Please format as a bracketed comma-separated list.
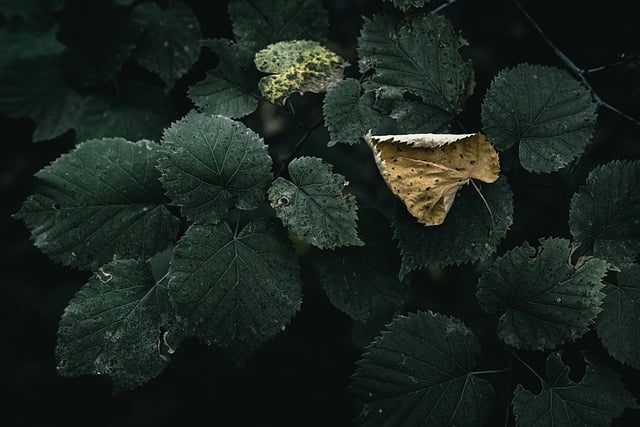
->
[2, 0, 640, 425]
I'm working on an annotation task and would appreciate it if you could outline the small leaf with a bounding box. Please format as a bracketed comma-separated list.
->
[268, 156, 363, 249]
[188, 39, 260, 119]
[57, 259, 174, 393]
[254, 40, 347, 105]
[597, 263, 640, 369]
[158, 112, 273, 223]
[512, 353, 637, 427]
[383, 0, 431, 10]
[569, 160, 640, 266]
[15, 138, 180, 270]
[351, 311, 495, 427]
[167, 219, 302, 363]
[482, 64, 597, 173]
[357, 14, 473, 133]
[228, 0, 328, 51]
[0, 23, 65, 71]
[322, 79, 384, 146]
[131, 1, 201, 88]
[476, 238, 608, 350]
[392, 176, 513, 279]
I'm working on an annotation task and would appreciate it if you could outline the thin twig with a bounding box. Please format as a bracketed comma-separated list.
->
[433, 0, 462, 14]
[584, 52, 640, 74]
[512, 0, 640, 127]
[503, 352, 514, 427]
[513, 352, 544, 386]
[274, 120, 324, 178]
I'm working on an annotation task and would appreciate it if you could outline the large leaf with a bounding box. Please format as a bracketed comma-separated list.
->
[322, 78, 384, 146]
[512, 353, 637, 426]
[56, 259, 174, 393]
[357, 14, 473, 133]
[268, 156, 363, 249]
[351, 311, 495, 427]
[15, 138, 180, 270]
[158, 113, 273, 223]
[228, 0, 328, 51]
[0, 54, 83, 141]
[75, 81, 176, 142]
[392, 176, 513, 279]
[131, 1, 201, 88]
[187, 39, 260, 119]
[0, 23, 65, 71]
[569, 160, 640, 266]
[167, 219, 302, 362]
[597, 263, 640, 368]
[482, 64, 597, 173]
[476, 238, 608, 350]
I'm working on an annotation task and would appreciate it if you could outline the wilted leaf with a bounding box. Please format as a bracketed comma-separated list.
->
[476, 238, 608, 350]
[268, 156, 363, 249]
[351, 311, 495, 427]
[482, 64, 597, 173]
[158, 112, 273, 223]
[569, 160, 640, 266]
[512, 353, 637, 426]
[188, 39, 260, 118]
[167, 219, 302, 362]
[15, 138, 180, 270]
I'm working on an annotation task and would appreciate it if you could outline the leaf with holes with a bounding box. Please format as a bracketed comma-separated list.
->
[56, 259, 175, 393]
[482, 64, 597, 173]
[512, 353, 637, 426]
[351, 311, 495, 427]
[158, 112, 273, 223]
[268, 156, 363, 249]
[569, 160, 640, 266]
[476, 238, 608, 350]
[15, 138, 180, 270]
[167, 219, 302, 362]
[188, 39, 260, 119]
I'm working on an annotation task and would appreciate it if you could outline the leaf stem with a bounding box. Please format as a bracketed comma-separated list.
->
[503, 351, 514, 427]
[274, 120, 324, 178]
[470, 368, 510, 376]
[513, 352, 544, 386]
[433, 0, 462, 14]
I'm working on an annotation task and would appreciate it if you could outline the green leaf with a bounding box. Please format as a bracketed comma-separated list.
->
[158, 112, 273, 223]
[596, 263, 640, 369]
[167, 219, 302, 362]
[15, 138, 180, 270]
[569, 160, 640, 266]
[383, 0, 430, 9]
[131, 1, 201, 88]
[512, 353, 637, 427]
[228, 0, 328, 51]
[392, 176, 513, 279]
[0, 24, 65, 71]
[357, 14, 473, 133]
[0, 54, 83, 141]
[482, 64, 597, 173]
[322, 79, 384, 146]
[268, 156, 363, 249]
[0, 0, 64, 18]
[56, 259, 174, 393]
[351, 311, 495, 427]
[75, 81, 176, 142]
[187, 39, 260, 119]
[312, 209, 405, 322]
[476, 238, 608, 350]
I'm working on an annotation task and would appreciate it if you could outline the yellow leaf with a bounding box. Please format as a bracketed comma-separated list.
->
[365, 132, 500, 226]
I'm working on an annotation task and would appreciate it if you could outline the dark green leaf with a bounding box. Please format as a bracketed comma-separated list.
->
[0, 0, 64, 18]
[131, 1, 201, 88]
[383, 0, 430, 9]
[357, 14, 473, 133]
[569, 160, 640, 266]
[228, 0, 328, 51]
[75, 81, 176, 142]
[158, 112, 273, 223]
[482, 64, 597, 173]
[597, 263, 640, 368]
[477, 238, 608, 350]
[351, 311, 495, 427]
[268, 156, 363, 249]
[167, 219, 302, 362]
[15, 138, 180, 270]
[0, 24, 65, 71]
[513, 353, 637, 426]
[0, 54, 82, 141]
[57, 259, 174, 393]
[392, 176, 513, 279]
[322, 79, 384, 146]
[188, 39, 260, 118]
